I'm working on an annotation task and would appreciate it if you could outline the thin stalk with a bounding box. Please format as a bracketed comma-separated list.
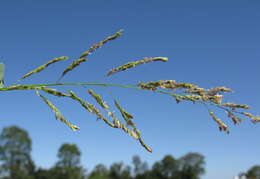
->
[0, 82, 247, 115]
[0, 82, 140, 90]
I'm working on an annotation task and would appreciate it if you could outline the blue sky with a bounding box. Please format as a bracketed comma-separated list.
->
[0, 0, 260, 178]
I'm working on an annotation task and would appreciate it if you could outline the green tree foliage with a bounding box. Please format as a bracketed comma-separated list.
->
[108, 162, 132, 179]
[0, 126, 35, 179]
[56, 143, 81, 168]
[54, 143, 85, 179]
[33, 168, 55, 179]
[88, 164, 110, 179]
[178, 153, 205, 179]
[150, 155, 179, 179]
[132, 155, 148, 179]
[246, 165, 260, 179]
[0, 125, 207, 179]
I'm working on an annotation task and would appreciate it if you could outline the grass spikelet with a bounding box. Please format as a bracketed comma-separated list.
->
[251, 116, 260, 123]
[113, 119, 152, 152]
[113, 100, 151, 152]
[174, 95, 202, 103]
[138, 138, 153, 153]
[66, 90, 151, 151]
[221, 103, 250, 109]
[107, 57, 168, 76]
[80, 29, 123, 58]
[208, 110, 229, 133]
[41, 87, 71, 97]
[20, 56, 69, 80]
[67, 90, 114, 127]
[113, 119, 139, 139]
[59, 30, 123, 81]
[138, 80, 202, 91]
[114, 100, 134, 127]
[138, 80, 176, 91]
[227, 111, 242, 125]
[185, 88, 206, 95]
[88, 89, 109, 110]
[174, 83, 199, 89]
[241, 112, 254, 118]
[207, 87, 233, 96]
[59, 57, 87, 80]
[241, 112, 260, 123]
[36, 91, 79, 131]
[138, 81, 162, 91]
[91, 106, 115, 127]
[0, 85, 42, 91]
[67, 90, 93, 113]
[208, 95, 223, 104]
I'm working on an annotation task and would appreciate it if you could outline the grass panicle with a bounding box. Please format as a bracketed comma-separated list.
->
[66, 90, 114, 127]
[59, 57, 87, 81]
[20, 56, 69, 80]
[175, 95, 203, 103]
[80, 29, 123, 58]
[59, 30, 123, 81]
[227, 111, 242, 125]
[241, 112, 260, 123]
[1, 30, 259, 152]
[114, 100, 134, 127]
[138, 80, 201, 91]
[112, 118, 152, 152]
[113, 119, 138, 139]
[88, 89, 109, 110]
[107, 57, 168, 76]
[139, 138, 153, 153]
[41, 87, 71, 97]
[207, 87, 233, 96]
[36, 91, 79, 131]
[221, 103, 250, 109]
[67, 90, 93, 113]
[208, 110, 229, 133]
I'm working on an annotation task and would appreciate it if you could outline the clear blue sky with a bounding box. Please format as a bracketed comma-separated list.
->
[0, 1, 260, 178]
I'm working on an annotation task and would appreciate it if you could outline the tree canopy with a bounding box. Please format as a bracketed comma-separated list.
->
[0, 126, 34, 179]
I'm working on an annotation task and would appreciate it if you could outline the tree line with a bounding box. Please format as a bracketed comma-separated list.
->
[4, 125, 260, 179]
[0, 125, 206, 179]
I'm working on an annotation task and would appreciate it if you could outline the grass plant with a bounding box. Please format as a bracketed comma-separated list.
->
[0, 30, 259, 152]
